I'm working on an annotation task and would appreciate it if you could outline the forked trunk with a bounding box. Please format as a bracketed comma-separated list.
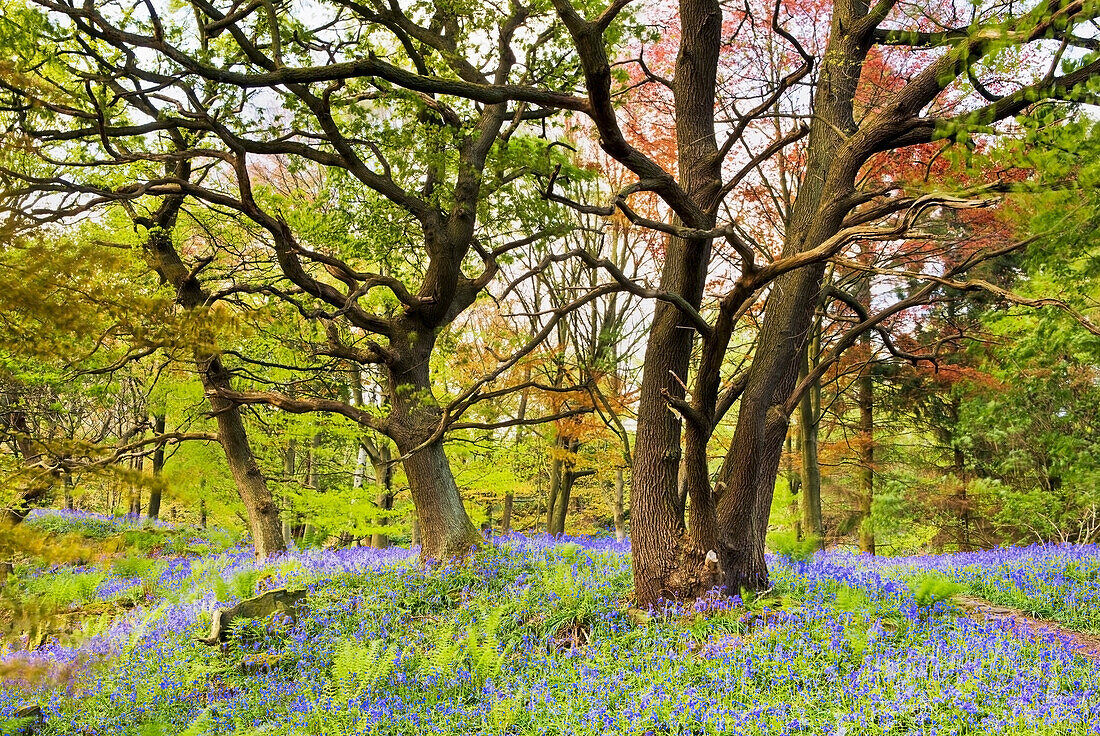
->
[2, 408, 49, 525]
[628, 0, 722, 606]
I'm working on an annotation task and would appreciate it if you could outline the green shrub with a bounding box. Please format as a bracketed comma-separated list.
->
[911, 572, 964, 608]
[767, 530, 821, 562]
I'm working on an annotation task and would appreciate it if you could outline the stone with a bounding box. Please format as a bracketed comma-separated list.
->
[196, 588, 307, 646]
[8, 704, 43, 735]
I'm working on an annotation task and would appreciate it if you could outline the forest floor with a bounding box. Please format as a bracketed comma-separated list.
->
[956, 595, 1100, 662]
[1, 510, 1099, 735]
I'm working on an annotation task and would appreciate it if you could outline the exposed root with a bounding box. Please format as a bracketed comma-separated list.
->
[549, 621, 590, 652]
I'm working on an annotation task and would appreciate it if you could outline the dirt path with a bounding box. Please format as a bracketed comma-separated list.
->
[955, 595, 1100, 662]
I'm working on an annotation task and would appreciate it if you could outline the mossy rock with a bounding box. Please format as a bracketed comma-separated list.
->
[197, 589, 307, 646]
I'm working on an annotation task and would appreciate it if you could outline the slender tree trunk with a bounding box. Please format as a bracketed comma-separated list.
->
[129, 455, 143, 516]
[503, 371, 529, 536]
[142, 220, 285, 557]
[710, 2, 872, 593]
[147, 412, 166, 520]
[353, 442, 368, 493]
[63, 470, 75, 511]
[857, 369, 875, 554]
[799, 328, 823, 547]
[613, 468, 626, 542]
[370, 446, 394, 549]
[550, 439, 589, 536]
[1, 409, 47, 526]
[202, 362, 286, 556]
[785, 431, 801, 538]
[545, 439, 565, 534]
[399, 439, 477, 558]
[551, 470, 575, 536]
[857, 282, 875, 555]
[282, 437, 296, 547]
[955, 445, 971, 551]
[308, 432, 321, 489]
[501, 492, 514, 535]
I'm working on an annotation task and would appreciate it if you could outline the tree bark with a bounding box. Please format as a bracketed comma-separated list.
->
[2, 408, 49, 525]
[857, 278, 875, 555]
[142, 219, 285, 557]
[785, 431, 801, 538]
[545, 436, 567, 534]
[799, 327, 823, 547]
[369, 444, 394, 549]
[711, 2, 873, 593]
[629, 0, 723, 606]
[551, 468, 585, 536]
[63, 469, 75, 511]
[547, 437, 590, 536]
[857, 365, 875, 554]
[147, 412, 166, 520]
[613, 468, 626, 542]
[128, 455, 142, 516]
[501, 491, 514, 535]
[386, 330, 480, 561]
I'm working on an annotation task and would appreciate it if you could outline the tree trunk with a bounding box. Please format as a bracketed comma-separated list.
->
[627, 0, 724, 606]
[545, 438, 566, 534]
[307, 432, 321, 489]
[386, 333, 479, 561]
[551, 470, 575, 536]
[857, 283, 875, 555]
[399, 439, 478, 559]
[63, 470, 75, 511]
[129, 454, 143, 516]
[785, 431, 801, 539]
[501, 491, 514, 535]
[147, 412, 166, 520]
[282, 438, 296, 546]
[613, 468, 626, 542]
[799, 330, 823, 547]
[548, 438, 587, 536]
[370, 448, 394, 549]
[353, 442, 368, 492]
[142, 220, 285, 557]
[202, 362, 286, 557]
[2, 407, 50, 525]
[709, 3, 872, 593]
[503, 370, 528, 537]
